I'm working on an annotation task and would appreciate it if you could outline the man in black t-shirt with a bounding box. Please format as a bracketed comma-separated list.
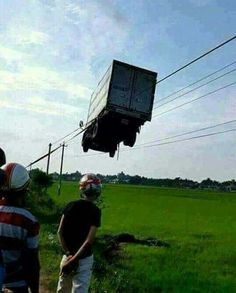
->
[57, 173, 102, 293]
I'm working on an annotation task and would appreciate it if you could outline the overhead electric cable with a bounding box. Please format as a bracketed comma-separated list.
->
[134, 128, 236, 150]
[136, 119, 236, 147]
[51, 38, 236, 149]
[38, 37, 236, 150]
[77, 128, 236, 157]
[26, 120, 94, 167]
[25, 36, 236, 166]
[135, 36, 236, 99]
[153, 81, 236, 118]
[156, 36, 236, 85]
[52, 127, 81, 145]
[26, 144, 62, 168]
[153, 68, 236, 110]
[65, 128, 86, 144]
[154, 61, 236, 105]
[52, 118, 97, 147]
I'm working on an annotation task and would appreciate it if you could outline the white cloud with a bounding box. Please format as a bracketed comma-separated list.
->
[64, 3, 81, 16]
[56, 0, 130, 62]
[16, 30, 50, 45]
[0, 26, 50, 48]
[0, 63, 91, 100]
[0, 45, 29, 63]
[0, 96, 79, 117]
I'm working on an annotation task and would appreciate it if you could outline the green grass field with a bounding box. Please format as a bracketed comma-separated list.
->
[39, 182, 236, 292]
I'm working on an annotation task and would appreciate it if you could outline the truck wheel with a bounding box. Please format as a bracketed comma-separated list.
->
[82, 132, 90, 152]
[123, 132, 136, 147]
[83, 145, 89, 152]
[92, 119, 100, 138]
[109, 149, 116, 157]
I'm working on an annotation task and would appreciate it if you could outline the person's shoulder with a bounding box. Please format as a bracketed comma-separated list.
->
[90, 202, 101, 213]
[15, 206, 38, 223]
[63, 200, 80, 214]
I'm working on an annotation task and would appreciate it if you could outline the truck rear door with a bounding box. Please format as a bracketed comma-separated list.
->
[109, 62, 134, 109]
[130, 70, 157, 118]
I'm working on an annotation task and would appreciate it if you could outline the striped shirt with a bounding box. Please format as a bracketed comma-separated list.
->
[0, 205, 39, 288]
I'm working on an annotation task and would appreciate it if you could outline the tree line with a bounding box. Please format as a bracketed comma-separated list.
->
[50, 170, 236, 192]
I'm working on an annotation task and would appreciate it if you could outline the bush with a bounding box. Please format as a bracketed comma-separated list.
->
[26, 169, 55, 212]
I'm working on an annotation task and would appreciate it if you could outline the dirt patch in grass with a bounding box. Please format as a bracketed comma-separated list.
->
[40, 275, 54, 293]
[98, 233, 170, 260]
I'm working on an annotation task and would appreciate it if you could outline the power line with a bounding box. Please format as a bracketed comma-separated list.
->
[31, 81, 235, 164]
[26, 144, 62, 168]
[52, 127, 81, 145]
[51, 67, 236, 151]
[154, 60, 236, 105]
[156, 36, 236, 84]
[135, 36, 236, 99]
[52, 118, 97, 147]
[135, 119, 236, 147]
[153, 67, 236, 110]
[26, 127, 87, 168]
[76, 127, 236, 157]
[136, 128, 236, 150]
[153, 81, 236, 118]
[65, 128, 86, 144]
[25, 36, 236, 167]
[41, 36, 236, 149]
[26, 125, 87, 168]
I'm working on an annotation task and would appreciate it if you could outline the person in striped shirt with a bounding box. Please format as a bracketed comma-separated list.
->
[0, 163, 40, 293]
[0, 250, 5, 293]
[0, 148, 6, 292]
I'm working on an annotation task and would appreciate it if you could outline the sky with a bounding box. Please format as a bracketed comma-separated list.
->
[0, 0, 235, 182]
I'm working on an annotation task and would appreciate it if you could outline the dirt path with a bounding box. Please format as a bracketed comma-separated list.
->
[40, 276, 52, 293]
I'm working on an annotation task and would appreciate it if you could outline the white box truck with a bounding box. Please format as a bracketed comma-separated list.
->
[82, 60, 157, 157]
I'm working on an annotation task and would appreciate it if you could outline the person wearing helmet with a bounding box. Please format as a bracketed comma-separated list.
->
[57, 173, 102, 293]
[0, 163, 40, 293]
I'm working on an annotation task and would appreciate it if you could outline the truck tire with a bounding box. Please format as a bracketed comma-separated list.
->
[123, 132, 136, 147]
[109, 149, 116, 157]
[83, 144, 89, 152]
[82, 132, 90, 152]
[92, 119, 100, 139]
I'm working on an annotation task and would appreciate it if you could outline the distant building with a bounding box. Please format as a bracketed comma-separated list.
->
[51, 172, 59, 180]
[227, 184, 236, 192]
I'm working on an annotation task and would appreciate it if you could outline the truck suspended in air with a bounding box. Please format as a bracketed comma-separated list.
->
[82, 60, 157, 157]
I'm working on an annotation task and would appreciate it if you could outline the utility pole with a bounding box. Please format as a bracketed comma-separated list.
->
[46, 143, 52, 175]
[58, 142, 66, 196]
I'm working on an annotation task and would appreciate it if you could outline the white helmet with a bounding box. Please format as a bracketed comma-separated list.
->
[79, 173, 101, 199]
[1, 163, 30, 192]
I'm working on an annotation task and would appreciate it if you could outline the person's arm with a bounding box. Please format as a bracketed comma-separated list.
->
[23, 248, 40, 293]
[57, 215, 70, 255]
[61, 226, 97, 275]
[23, 220, 40, 293]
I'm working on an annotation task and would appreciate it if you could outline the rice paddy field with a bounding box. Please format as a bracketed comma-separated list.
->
[39, 182, 236, 292]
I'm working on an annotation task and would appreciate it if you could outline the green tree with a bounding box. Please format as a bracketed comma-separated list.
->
[30, 169, 53, 197]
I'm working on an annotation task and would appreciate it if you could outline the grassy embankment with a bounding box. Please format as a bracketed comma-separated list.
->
[38, 182, 236, 292]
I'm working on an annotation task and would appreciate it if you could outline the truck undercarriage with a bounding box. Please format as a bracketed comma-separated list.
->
[82, 113, 141, 157]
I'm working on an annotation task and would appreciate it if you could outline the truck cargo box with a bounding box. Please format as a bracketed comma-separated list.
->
[82, 60, 157, 157]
